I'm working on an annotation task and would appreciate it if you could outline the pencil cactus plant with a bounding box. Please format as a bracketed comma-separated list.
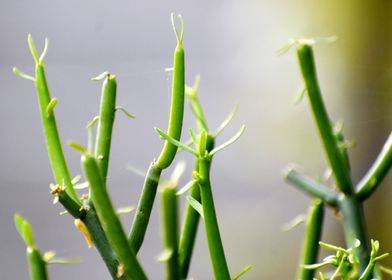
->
[11, 14, 392, 280]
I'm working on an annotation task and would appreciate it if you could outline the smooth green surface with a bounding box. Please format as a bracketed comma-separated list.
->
[160, 184, 180, 280]
[128, 163, 162, 253]
[95, 74, 117, 182]
[338, 196, 370, 272]
[82, 210, 126, 280]
[179, 136, 214, 279]
[27, 248, 48, 280]
[297, 44, 353, 195]
[199, 157, 231, 280]
[156, 22, 185, 169]
[356, 132, 392, 201]
[285, 168, 338, 207]
[297, 200, 324, 280]
[82, 154, 147, 280]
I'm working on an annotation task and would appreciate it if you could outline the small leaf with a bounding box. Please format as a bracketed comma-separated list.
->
[155, 127, 198, 156]
[74, 219, 93, 248]
[215, 104, 239, 137]
[14, 214, 24, 239]
[177, 179, 198, 195]
[281, 214, 306, 232]
[210, 125, 246, 156]
[187, 195, 204, 219]
[86, 116, 99, 129]
[116, 106, 136, 119]
[22, 221, 34, 247]
[116, 206, 135, 216]
[232, 264, 252, 280]
[46, 98, 58, 117]
[12, 67, 35, 82]
[68, 141, 87, 155]
[74, 182, 89, 190]
[71, 175, 81, 185]
[38, 38, 49, 63]
[295, 86, 306, 104]
[156, 249, 173, 262]
[91, 72, 110, 81]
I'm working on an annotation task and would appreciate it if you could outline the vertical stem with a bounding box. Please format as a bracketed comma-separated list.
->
[179, 136, 214, 278]
[297, 199, 324, 280]
[178, 180, 201, 278]
[82, 154, 148, 280]
[160, 183, 180, 280]
[296, 44, 353, 195]
[26, 247, 48, 280]
[95, 73, 117, 183]
[199, 158, 231, 280]
[128, 163, 162, 253]
[82, 210, 127, 280]
[35, 64, 79, 202]
[338, 196, 370, 271]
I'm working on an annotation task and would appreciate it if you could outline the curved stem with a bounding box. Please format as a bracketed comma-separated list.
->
[297, 199, 325, 280]
[199, 158, 231, 280]
[297, 44, 353, 195]
[356, 132, 392, 201]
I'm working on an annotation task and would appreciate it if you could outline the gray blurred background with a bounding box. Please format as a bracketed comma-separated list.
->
[1, 1, 391, 279]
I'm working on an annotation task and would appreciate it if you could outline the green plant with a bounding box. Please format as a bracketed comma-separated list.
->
[13, 14, 250, 280]
[284, 39, 392, 279]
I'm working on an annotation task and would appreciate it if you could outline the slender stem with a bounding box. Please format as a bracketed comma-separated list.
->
[27, 247, 48, 280]
[82, 210, 127, 280]
[128, 163, 162, 253]
[95, 73, 117, 183]
[297, 199, 325, 280]
[82, 154, 148, 280]
[155, 18, 185, 170]
[160, 183, 180, 280]
[338, 195, 370, 272]
[297, 44, 353, 195]
[356, 132, 392, 201]
[199, 157, 231, 280]
[128, 17, 185, 253]
[284, 168, 338, 207]
[35, 64, 79, 202]
[178, 136, 214, 278]
[178, 179, 201, 278]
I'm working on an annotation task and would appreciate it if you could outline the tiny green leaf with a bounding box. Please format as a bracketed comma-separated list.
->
[115, 106, 136, 119]
[215, 104, 239, 137]
[91, 72, 110, 81]
[12, 67, 35, 82]
[232, 264, 252, 280]
[157, 249, 174, 263]
[46, 98, 58, 117]
[210, 125, 245, 156]
[155, 127, 198, 156]
[186, 195, 204, 219]
[22, 221, 34, 247]
[176, 179, 198, 196]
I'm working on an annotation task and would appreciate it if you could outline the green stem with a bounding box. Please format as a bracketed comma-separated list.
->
[82, 210, 127, 280]
[338, 196, 370, 272]
[27, 247, 48, 280]
[178, 136, 214, 278]
[128, 163, 162, 253]
[297, 43, 353, 195]
[284, 168, 338, 207]
[35, 64, 79, 202]
[128, 17, 185, 253]
[160, 183, 180, 280]
[356, 132, 392, 201]
[178, 180, 201, 278]
[82, 153, 148, 280]
[199, 157, 230, 280]
[297, 199, 324, 280]
[155, 16, 185, 170]
[95, 73, 117, 183]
